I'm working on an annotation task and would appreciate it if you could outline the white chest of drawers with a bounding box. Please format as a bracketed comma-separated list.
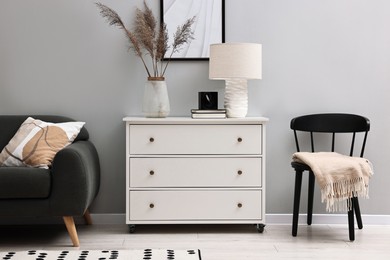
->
[123, 117, 268, 233]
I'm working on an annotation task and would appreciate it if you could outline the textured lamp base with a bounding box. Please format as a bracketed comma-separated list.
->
[224, 79, 248, 118]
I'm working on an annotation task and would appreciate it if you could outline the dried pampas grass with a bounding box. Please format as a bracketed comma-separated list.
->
[96, 1, 195, 78]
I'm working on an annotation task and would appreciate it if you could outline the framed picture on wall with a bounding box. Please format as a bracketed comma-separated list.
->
[160, 0, 225, 60]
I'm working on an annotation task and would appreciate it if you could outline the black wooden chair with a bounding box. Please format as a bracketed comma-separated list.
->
[290, 113, 370, 241]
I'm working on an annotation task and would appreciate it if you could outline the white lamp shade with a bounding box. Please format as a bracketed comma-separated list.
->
[209, 43, 262, 80]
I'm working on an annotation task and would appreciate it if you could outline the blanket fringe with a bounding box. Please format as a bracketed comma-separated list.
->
[321, 177, 369, 212]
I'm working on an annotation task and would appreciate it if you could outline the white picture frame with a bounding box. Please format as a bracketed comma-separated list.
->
[161, 0, 225, 60]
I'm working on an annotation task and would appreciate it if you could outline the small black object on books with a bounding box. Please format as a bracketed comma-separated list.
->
[191, 109, 226, 119]
[194, 92, 225, 118]
[198, 92, 218, 110]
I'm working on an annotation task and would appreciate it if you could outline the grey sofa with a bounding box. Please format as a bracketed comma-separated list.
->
[0, 115, 100, 247]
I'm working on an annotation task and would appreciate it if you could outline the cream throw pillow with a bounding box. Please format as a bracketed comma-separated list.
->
[0, 117, 85, 169]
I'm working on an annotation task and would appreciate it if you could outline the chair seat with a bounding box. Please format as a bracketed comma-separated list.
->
[0, 167, 51, 199]
[291, 161, 312, 172]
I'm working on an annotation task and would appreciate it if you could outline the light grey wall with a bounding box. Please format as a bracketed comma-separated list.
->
[1, 0, 389, 215]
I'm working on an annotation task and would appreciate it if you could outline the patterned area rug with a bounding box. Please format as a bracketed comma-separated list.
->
[0, 249, 201, 260]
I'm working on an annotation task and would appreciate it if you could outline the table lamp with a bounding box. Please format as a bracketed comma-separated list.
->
[209, 43, 262, 118]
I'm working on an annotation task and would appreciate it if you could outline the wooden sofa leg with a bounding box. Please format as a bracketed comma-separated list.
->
[63, 216, 80, 247]
[84, 210, 93, 225]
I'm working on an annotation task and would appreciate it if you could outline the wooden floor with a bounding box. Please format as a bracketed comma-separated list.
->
[1, 224, 390, 259]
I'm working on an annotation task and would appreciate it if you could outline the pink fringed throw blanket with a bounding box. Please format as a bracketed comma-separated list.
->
[292, 152, 374, 212]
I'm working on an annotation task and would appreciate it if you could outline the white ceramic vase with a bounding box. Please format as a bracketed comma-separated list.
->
[142, 77, 170, 118]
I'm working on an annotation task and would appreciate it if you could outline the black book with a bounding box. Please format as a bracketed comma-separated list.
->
[191, 109, 226, 114]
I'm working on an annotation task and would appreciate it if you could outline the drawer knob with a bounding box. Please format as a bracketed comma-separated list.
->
[237, 170, 243, 175]
[149, 203, 155, 208]
[149, 170, 155, 175]
[237, 203, 243, 208]
[237, 137, 243, 143]
[149, 137, 155, 142]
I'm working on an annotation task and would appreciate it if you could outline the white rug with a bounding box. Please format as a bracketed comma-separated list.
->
[0, 249, 201, 260]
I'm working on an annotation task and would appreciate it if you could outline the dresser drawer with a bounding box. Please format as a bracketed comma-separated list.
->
[129, 157, 262, 188]
[129, 124, 262, 155]
[129, 190, 262, 221]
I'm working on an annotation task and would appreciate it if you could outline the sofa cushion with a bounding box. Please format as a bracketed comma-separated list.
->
[0, 117, 85, 168]
[0, 167, 51, 199]
[0, 115, 89, 151]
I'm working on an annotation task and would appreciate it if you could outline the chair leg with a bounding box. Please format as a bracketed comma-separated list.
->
[348, 200, 355, 241]
[292, 171, 303, 237]
[352, 197, 363, 229]
[63, 216, 80, 247]
[307, 171, 315, 225]
[84, 209, 93, 225]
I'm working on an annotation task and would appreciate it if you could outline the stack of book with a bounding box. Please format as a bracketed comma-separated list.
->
[191, 109, 227, 119]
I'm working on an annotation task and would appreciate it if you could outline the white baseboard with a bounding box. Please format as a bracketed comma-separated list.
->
[266, 214, 390, 225]
[87, 213, 390, 225]
[1, 213, 390, 225]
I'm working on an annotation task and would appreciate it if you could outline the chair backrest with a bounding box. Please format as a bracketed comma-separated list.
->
[290, 113, 370, 157]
